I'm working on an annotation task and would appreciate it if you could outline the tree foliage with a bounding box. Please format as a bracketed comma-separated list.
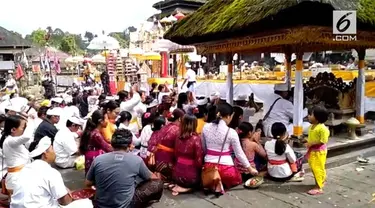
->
[24, 26, 136, 55]
[26, 28, 48, 47]
[59, 34, 78, 54]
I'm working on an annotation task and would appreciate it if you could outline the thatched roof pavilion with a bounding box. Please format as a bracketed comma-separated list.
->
[165, 0, 375, 135]
[0, 26, 31, 48]
[165, 0, 375, 54]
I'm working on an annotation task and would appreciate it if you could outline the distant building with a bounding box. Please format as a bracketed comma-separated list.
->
[0, 26, 31, 83]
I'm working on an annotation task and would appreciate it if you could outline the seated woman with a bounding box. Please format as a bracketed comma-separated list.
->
[139, 112, 156, 160]
[79, 110, 112, 175]
[228, 106, 244, 129]
[101, 101, 120, 143]
[170, 114, 204, 195]
[202, 103, 258, 196]
[235, 122, 267, 181]
[148, 109, 184, 181]
[194, 99, 208, 134]
[116, 111, 141, 147]
[264, 122, 304, 182]
[11, 136, 93, 208]
[145, 116, 166, 164]
[85, 129, 163, 208]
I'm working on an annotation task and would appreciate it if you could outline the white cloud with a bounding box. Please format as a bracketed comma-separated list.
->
[0, 0, 160, 35]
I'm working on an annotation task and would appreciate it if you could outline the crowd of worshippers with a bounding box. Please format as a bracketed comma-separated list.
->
[0, 81, 330, 207]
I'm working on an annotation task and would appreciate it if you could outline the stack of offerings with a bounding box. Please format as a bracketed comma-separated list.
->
[106, 52, 116, 95]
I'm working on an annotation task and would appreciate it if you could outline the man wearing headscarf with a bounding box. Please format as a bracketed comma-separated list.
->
[33, 108, 61, 146]
[262, 83, 310, 137]
[11, 136, 93, 207]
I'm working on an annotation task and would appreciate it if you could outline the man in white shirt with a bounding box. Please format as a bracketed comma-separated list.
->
[11, 136, 93, 208]
[120, 85, 141, 125]
[262, 83, 310, 137]
[53, 117, 82, 168]
[181, 63, 197, 92]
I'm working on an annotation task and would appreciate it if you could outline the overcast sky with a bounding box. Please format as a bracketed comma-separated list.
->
[0, 0, 160, 36]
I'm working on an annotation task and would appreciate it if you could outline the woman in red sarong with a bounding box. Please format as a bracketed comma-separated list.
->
[170, 114, 204, 195]
[202, 103, 258, 196]
[148, 109, 185, 181]
[79, 110, 112, 174]
[145, 116, 166, 165]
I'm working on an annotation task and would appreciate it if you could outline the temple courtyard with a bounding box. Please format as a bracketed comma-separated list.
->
[60, 156, 375, 208]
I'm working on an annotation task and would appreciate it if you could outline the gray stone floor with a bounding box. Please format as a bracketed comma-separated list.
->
[61, 156, 375, 208]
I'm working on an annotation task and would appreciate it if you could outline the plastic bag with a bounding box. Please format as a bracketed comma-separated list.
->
[75, 156, 85, 170]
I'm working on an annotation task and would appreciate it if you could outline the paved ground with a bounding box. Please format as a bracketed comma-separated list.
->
[62, 156, 375, 208]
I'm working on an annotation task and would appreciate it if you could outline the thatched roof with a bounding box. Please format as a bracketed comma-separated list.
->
[165, 0, 375, 45]
[24, 47, 70, 62]
[0, 26, 31, 48]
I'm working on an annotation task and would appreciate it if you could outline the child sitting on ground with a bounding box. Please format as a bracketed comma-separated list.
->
[265, 122, 304, 182]
[306, 106, 330, 195]
[235, 122, 267, 181]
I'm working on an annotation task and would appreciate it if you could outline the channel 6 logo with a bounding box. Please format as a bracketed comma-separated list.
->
[333, 11, 357, 41]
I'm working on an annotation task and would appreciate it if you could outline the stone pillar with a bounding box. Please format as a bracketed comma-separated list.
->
[356, 48, 366, 124]
[285, 50, 292, 90]
[293, 52, 304, 137]
[226, 53, 234, 105]
[160, 51, 169, 78]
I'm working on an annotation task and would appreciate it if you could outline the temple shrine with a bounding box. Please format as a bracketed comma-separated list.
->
[151, 0, 206, 19]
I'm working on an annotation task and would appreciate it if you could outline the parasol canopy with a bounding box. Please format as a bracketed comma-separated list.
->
[160, 17, 171, 24]
[84, 57, 92, 63]
[91, 54, 106, 63]
[152, 39, 176, 52]
[168, 15, 178, 22]
[174, 11, 185, 20]
[140, 52, 161, 61]
[72, 56, 84, 63]
[152, 38, 195, 53]
[87, 35, 120, 50]
[65, 56, 75, 64]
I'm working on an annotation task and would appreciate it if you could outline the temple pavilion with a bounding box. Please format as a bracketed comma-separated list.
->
[165, 0, 375, 137]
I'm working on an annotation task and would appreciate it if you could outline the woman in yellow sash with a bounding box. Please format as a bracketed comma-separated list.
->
[101, 100, 120, 143]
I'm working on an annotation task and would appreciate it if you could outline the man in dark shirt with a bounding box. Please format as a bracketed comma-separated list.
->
[85, 129, 163, 208]
[34, 107, 60, 145]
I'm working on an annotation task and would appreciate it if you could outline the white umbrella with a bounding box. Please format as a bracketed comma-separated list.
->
[72, 56, 84, 63]
[87, 35, 120, 50]
[65, 56, 76, 63]
[92, 54, 106, 63]
[152, 39, 176, 52]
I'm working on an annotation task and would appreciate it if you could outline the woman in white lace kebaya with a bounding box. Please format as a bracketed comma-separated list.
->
[202, 103, 258, 195]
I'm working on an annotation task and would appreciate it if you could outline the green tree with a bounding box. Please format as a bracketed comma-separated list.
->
[49, 28, 65, 47]
[27, 29, 47, 46]
[84, 31, 94, 42]
[109, 32, 127, 48]
[59, 34, 78, 54]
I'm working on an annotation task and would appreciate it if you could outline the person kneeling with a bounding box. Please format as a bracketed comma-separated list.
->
[265, 123, 304, 182]
[85, 129, 163, 208]
[53, 117, 82, 169]
[11, 136, 93, 208]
